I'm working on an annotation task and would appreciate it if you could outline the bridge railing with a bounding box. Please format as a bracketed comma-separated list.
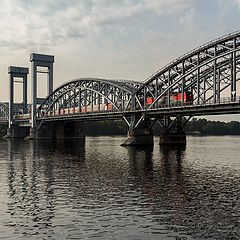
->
[145, 96, 240, 111]
[11, 95, 240, 120]
[0, 117, 8, 120]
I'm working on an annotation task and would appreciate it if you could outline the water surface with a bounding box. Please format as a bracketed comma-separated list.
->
[0, 136, 239, 239]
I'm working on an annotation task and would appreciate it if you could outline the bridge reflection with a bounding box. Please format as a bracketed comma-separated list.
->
[4, 139, 86, 237]
[3, 138, 240, 239]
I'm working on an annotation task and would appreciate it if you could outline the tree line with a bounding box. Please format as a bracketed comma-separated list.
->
[184, 118, 240, 135]
[1, 118, 240, 137]
[83, 118, 240, 136]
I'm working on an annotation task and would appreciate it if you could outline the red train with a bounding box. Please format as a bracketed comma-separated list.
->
[15, 92, 193, 119]
[146, 91, 193, 106]
[39, 103, 114, 116]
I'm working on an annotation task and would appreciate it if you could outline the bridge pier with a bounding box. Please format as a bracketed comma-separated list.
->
[26, 122, 85, 140]
[4, 126, 29, 139]
[121, 128, 153, 146]
[121, 114, 154, 146]
[55, 122, 85, 140]
[26, 124, 55, 140]
[159, 131, 186, 145]
[158, 116, 187, 146]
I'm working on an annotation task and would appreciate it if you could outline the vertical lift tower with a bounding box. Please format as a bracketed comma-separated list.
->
[29, 53, 54, 139]
[6, 66, 29, 138]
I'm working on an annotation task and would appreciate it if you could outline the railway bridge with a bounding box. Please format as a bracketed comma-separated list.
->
[1, 31, 240, 145]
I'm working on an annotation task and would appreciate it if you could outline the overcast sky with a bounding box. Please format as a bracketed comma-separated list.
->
[0, 0, 240, 120]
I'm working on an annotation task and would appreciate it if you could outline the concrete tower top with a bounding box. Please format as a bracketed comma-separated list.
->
[30, 53, 54, 63]
[8, 66, 29, 74]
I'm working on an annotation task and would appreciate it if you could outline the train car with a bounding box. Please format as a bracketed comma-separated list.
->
[52, 102, 114, 116]
[60, 109, 66, 115]
[146, 91, 193, 107]
[104, 103, 113, 111]
[146, 97, 155, 105]
[172, 91, 193, 104]
[14, 113, 30, 120]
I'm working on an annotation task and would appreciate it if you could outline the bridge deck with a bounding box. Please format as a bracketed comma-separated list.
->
[31, 97, 240, 122]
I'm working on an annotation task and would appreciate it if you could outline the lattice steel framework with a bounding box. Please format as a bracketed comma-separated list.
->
[37, 78, 143, 117]
[135, 31, 240, 110]
[8, 30, 240, 135]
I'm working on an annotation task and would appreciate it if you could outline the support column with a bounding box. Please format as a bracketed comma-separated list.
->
[159, 116, 187, 146]
[159, 132, 186, 145]
[4, 126, 30, 139]
[28, 53, 54, 139]
[23, 75, 28, 113]
[121, 128, 153, 146]
[5, 66, 29, 138]
[31, 60, 37, 138]
[48, 64, 54, 95]
[26, 121, 86, 140]
[26, 122, 55, 139]
[121, 114, 154, 146]
[55, 122, 85, 140]
[9, 74, 13, 130]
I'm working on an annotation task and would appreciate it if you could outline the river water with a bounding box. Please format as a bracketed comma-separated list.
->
[0, 136, 239, 240]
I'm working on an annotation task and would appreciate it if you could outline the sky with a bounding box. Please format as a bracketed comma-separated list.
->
[0, 0, 240, 121]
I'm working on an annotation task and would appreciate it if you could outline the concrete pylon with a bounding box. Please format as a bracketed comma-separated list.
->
[4, 66, 29, 138]
[28, 53, 54, 139]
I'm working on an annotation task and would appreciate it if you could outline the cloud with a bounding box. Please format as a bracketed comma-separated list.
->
[0, 0, 194, 51]
[233, 0, 240, 6]
[0, 0, 239, 124]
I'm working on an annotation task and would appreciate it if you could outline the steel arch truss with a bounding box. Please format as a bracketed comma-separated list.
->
[0, 103, 9, 120]
[37, 78, 143, 117]
[136, 31, 240, 110]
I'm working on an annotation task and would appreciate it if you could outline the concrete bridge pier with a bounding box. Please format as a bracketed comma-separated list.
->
[26, 123, 55, 140]
[121, 128, 153, 146]
[55, 122, 85, 140]
[159, 116, 187, 145]
[26, 121, 85, 140]
[4, 125, 29, 139]
[159, 131, 186, 145]
[121, 114, 154, 146]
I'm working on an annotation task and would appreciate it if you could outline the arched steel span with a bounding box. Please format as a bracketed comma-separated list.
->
[135, 31, 240, 110]
[0, 103, 9, 120]
[37, 78, 143, 117]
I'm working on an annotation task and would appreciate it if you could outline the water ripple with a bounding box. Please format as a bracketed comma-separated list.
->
[0, 137, 239, 239]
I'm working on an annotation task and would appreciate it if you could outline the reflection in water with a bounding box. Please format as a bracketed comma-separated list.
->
[31, 139, 86, 158]
[124, 145, 191, 238]
[4, 139, 86, 239]
[125, 146, 153, 177]
[0, 137, 240, 239]
[160, 145, 185, 175]
[158, 144, 240, 240]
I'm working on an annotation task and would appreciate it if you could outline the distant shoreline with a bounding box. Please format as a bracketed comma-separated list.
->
[2, 118, 240, 138]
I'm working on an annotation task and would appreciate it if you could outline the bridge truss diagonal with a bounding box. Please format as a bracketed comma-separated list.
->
[135, 31, 240, 112]
[37, 78, 143, 119]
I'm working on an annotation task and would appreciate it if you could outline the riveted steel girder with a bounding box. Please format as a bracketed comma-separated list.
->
[37, 78, 143, 117]
[136, 31, 240, 110]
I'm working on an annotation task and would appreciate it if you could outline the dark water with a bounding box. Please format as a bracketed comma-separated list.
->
[0, 136, 240, 240]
